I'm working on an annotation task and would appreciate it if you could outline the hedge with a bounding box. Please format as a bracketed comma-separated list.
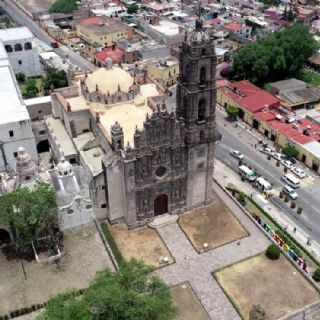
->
[226, 187, 320, 268]
[100, 222, 123, 264]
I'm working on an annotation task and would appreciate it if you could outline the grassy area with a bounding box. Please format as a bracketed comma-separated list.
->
[298, 69, 320, 87]
[227, 187, 320, 271]
[100, 222, 124, 264]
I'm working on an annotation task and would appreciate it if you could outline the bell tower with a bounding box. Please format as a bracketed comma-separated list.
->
[177, 16, 218, 208]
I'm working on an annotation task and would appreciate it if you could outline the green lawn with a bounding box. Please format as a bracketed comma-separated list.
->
[298, 69, 320, 87]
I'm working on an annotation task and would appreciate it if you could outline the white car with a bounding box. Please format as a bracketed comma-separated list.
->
[273, 152, 283, 161]
[259, 147, 273, 155]
[230, 149, 244, 160]
[291, 167, 306, 179]
[281, 159, 294, 170]
[282, 185, 298, 200]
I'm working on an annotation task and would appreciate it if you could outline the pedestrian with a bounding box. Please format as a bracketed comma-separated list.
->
[293, 227, 296, 233]
[283, 224, 288, 231]
[307, 237, 311, 245]
[254, 144, 257, 149]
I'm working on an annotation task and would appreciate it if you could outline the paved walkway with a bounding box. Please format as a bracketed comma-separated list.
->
[215, 159, 320, 263]
[156, 181, 270, 320]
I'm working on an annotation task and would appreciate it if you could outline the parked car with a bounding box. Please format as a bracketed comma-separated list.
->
[281, 159, 294, 170]
[283, 155, 296, 164]
[291, 167, 306, 179]
[273, 153, 284, 161]
[282, 185, 298, 200]
[259, 146, 273, 155]
[51, 41, 59, 48]
[230, 149, 244, 160]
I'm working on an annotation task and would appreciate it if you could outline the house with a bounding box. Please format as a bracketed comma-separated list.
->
[223, 22, 252, 41]
[76, 16, 133, 47]
[269, 79, 307, 95]
[94, 46, 125, 66]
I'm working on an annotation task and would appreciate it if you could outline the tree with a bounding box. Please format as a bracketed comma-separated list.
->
[49, 0, 78, 14]
[38, 259, 178, 320]
[282, 144, 299, 158]
[16, 72, 26, 83]
[43, 67, 68, 94]
[0, 183, 58, 251]
[23, 78, 38, 98]
[237, 192, 246, 206]
[265, 244, 280, 260]
[313, 268, 320, 282]
[249, 304, 266, 320]
[232, 24, 317, 84]
[226, 105, 239, 122]
[127, 3, 139, 14]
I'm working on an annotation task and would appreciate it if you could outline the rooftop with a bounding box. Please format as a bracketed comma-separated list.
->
[269, 78, 307, 92]
[303, 140, 320, 158]
[278, 86, 320, 107]
[150, 20, 182, 36]
[0, 27, 33, 42]
[224, 22, 247, 31]
[95, 47, 125, 64]
[0, 42, 30, 125]
[80, 147, 104, 177]
[219, 80, 280, 113]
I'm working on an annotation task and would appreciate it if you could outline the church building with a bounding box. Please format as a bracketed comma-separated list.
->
[47, 17, 219, 229]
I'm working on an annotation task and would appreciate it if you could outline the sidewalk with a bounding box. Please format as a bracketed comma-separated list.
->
[214, 159, 320, 263]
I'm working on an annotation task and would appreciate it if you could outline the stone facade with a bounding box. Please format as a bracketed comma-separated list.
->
[104, 19, 219, 228]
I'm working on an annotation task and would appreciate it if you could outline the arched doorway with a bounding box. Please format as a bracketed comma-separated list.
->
[154, 194, 168, 216]
[37, 140, 50, 153]
[0, 229, 10, 244]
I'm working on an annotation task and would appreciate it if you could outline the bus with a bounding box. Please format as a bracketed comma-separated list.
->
[238, 165, 256, 182]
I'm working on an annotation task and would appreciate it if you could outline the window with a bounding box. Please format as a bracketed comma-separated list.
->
[86, 204, 92, 210]
[64, 171, 68, 176]
[38, 110, 42, 114]
[102, 185, 105, 190]
[200, 131, 205, 141]
[9, 130, 14, 137]
[198, 99, 206, 121]
[4, 45, 12, 53]
[155, 166, 167, 178]
[39, 130, 46, 135]
[101, 203, 107, 208]
[201, 48, 206, 56]
[200, 66, 206, 85]
[18, 60, 22, 65]
[25, 176, 31, 180]
[14, 43, 22, 52]
[13, 152, 18, 158]
[67, 208, 74, 215]
[24, 42, 32, 50]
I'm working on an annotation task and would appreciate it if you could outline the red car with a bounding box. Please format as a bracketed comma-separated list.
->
[51, 42, 59, 48]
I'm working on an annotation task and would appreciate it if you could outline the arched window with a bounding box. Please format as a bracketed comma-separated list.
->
[200, 67, 206, 85]
[198, 99, 206, 121]
[24, 42, 32, 50]
[4, 45, 12, 53]
[201, 48, 206, 56]
[14, 43, 22, 52]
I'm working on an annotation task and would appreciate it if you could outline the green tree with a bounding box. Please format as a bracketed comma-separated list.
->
[265, 244, 280, 260]
[38, 259, 178, 320]
[23, 78, 39, 98]
[233, 24, 317, 84]
[127, 3, 139, 14]
[313, 268, 320, 282]
[0, 183, 58, 249]
[282, 144, 299, 158]
[16, 72, 26, 83]
[49, 0, 78, 14]
[226, 105, 239, 121]
[43, 67, 68, 93]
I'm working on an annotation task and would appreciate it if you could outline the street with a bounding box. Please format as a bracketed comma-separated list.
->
[0, 0, 94, 72]
[216, 109, 320, 243]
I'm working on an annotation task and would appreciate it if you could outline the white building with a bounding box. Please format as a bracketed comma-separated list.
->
[0, 27, 41, 77]
[0, 42, 37, 172]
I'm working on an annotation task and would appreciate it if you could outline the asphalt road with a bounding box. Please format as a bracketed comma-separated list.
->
[0, 0, 94, 71]
[216, 110, 320, 243]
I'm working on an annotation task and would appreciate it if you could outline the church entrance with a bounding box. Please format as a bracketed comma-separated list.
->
[154, 194, 168, 216]
[0, 229, 10, 245]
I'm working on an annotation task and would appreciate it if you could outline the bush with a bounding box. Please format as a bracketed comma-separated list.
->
[266, 244, 280, 260]
[237, 192, 246, 206]
[282, 144, 299, 158]
[16, 72, 25, 83]
[313, 268, 320, 282]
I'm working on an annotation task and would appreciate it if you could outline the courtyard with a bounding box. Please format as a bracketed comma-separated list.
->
[171, 282, 209, 320]
[179, 190, 248, 252]
[107, 223, 174, 268]
[215, 253, 320, 320]
[0, 224, 113, 316]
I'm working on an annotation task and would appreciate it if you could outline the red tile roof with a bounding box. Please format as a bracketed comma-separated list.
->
[224, 22, 247, 31]
[219, 80, 281, 113]
[208, 18, 221, 25]
[95, 47, 125, 64]
[254, 110, 277, 122]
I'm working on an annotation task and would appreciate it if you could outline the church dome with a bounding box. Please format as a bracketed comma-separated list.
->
[57, 157, 73, 176]
[185, 19, 210, 45]
[84, 67, 134, 96]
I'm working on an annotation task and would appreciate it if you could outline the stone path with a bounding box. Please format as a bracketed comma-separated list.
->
[156, 182, 270, 320]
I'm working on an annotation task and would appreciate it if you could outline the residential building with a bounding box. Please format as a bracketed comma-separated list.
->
[0, 42, 37, 172]
[76, 16, 133, 47]
[223, 22, 252, 41]
[269, 79, 307, 95]
[94, 47, 125, 66]
[147, 59, 179, 88]
[0, 27, 41, 77]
